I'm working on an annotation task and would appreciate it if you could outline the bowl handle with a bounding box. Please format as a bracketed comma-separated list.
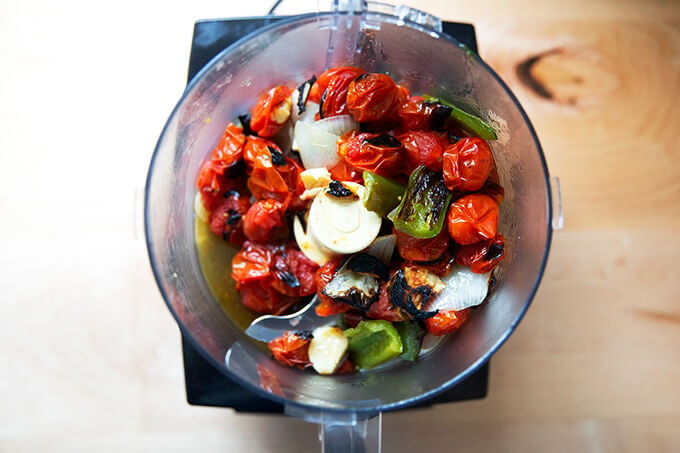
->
[319, 412, 382, 453]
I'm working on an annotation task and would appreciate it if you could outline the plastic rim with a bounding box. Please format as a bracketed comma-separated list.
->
[144, 11, 554, 415]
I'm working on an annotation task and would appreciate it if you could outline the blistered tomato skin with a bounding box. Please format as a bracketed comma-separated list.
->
[250, 86, 293, 138]
[231, 242, 274, 288]
[447, 193, 499, 245]
[394, 228, 450, 262]
[442, 137, 494, 192]
[208, 191, 251, 245]
[424, 309, 470, 336]
[210, 123, 246, 175]
[242, 199, 288, 244]
[456, 233, 505, 274]
[268, 332, 312, 368]
[346, 73, 401, 123]
[337, 131, 403, 178]
[397, 130, 449, 173]
[270, 247, 319, 298]
[317, 67, 366, 118]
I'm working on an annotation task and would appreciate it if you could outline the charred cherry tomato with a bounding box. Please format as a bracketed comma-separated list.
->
[456, 233, 505, 274]
[240, 280, 299, 315]
[397, 97, 452, 131]
[442, 137, 494, 192]
[424, 309, 470, 336]
[270, 246, 319, 297]
[268, 332, 312, 369]
[208, 191, 251, 245]
[366, 280, 408, 322]
[242, 136, 281, 172]
[329, 160, 364, 185]
[196, 160, 245, 212]
[315, 257, 352, 317]
[447, 194, 499, 245]
[210, 122, 246, 175]
[247, 147, 305, 208]
[411, 249, 457, 277]
[317, 66, 366, 118]
[231, 241, 273, 288]
[242, 199, 288, 244]
[337, 131, 402, 178]
[250, 85, 293, 138]
[394, 228, 450, 262]
[346, 73, 401, 123]
[309, 66, 364, 103]
[397, 130, 448, 173]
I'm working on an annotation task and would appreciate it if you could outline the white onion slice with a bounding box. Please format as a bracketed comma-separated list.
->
[314, 115, 358, 136]
[365, 234, 397, 265]
[424, 266, 491, 312]
[293, 114, 357, 170]
[294, 120, 341, 169]
[297, 101, 319, 124]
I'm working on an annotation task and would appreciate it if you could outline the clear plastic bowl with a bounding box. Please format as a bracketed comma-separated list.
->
[145, 4, 554, 451]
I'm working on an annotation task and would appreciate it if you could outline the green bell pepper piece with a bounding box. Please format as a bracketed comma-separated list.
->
[344, 320, 403, 370]
[362, 171, 406, 218]
[394, 321, 424, 362]
[388, 165, 452, 239]
[422, 94, 497, 140]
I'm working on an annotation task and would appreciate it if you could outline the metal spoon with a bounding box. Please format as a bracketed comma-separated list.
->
[245, 296, 339, 342]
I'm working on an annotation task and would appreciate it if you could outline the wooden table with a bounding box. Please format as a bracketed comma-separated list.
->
[1, 0, 678, 451]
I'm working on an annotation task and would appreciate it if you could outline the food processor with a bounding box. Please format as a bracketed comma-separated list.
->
[145, 1, 561, 451]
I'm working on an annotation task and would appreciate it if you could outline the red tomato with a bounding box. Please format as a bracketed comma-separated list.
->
[242, 199, 288, 244]
[231, 242, 273, 288]
[447, 194, 499, 245]
[337, 131, 402, 177]
[250, 86, 293, 138]
[456, 233, 505, 273]
[329, 160, 364, 184]
[247, 147, 305, 208]
[394, 228, 450, 262]
[267, 332, 312, 368]
[310, 66, 365, 105]
[314, 257, 352, 317]
[317, 67, 366, 118]
[270, 246, 319, 297]
[242, 136, 281, 172]
[397, 130, 448, 173]
[346, 73, 401, 123]
[424, 309, 470, 336]
[442, 137, 494, 192]
[240, 280, 298, 315]
[196, 160, 244, 212]
[411, 249, 457, 277]
[210, 122, 246, 175]
[208, 191, 251, 245]
[397, 97, 452, 131]
[366, 280, 408, 322]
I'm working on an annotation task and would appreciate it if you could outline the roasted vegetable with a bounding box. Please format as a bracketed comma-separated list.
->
[344, 320, 403, 369]
[422, 95, 497, 140]
[394, 321, 424, 361]
[308, 326, 349, 374]
[389, 165, 452, 239]
[321, 267, 380, 311]
[362, 171, 406, 217]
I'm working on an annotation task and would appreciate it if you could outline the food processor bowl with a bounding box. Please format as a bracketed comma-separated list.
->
[145, 2, 556, 451]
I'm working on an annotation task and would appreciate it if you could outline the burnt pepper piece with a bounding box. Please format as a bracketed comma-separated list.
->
[422, 95, 497, 140]
[389, 165, 453, 239]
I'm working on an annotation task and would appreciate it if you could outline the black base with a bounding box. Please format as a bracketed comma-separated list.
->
[182, 16, 487, 413]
